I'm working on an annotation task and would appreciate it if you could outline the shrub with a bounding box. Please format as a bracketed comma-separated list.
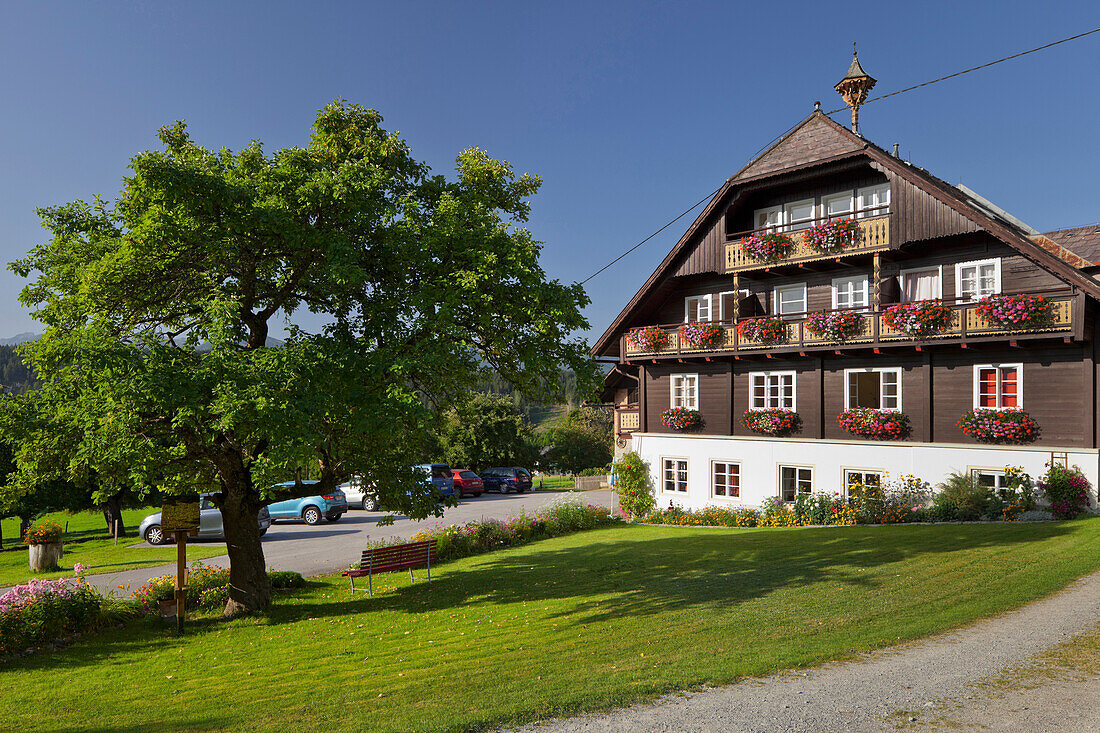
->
[837, 408, 910, 439]
[958, 408, 1038, 444]
[131, 564, 303, 615]
[881, 300, 953, 338]
[660, 407, 703, 431]
[23, 520, 63, 545]
[625, 326, 669, 351]
[935, 471, 995, 521]
[974, 294, 1053, 328]
[760, 497, 798, 527]
[0, 578, 100, 658]
[741, 232, 795, 262]
[268, 571, 307, 589]
[802, 217, 860, 253]
[741, 408, 801, 436]
[1039, 464, 1092, 519]
[736, 316, 789, 344]
[679, 321, 724, 348]
[614, 451, 655, 518]
[803, 310, 865, 342]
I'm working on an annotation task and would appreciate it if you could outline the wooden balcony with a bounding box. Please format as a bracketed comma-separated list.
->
[621, 293, 1080, 361]
[615, 405, 641, 436]
[724, 215, 890, 273]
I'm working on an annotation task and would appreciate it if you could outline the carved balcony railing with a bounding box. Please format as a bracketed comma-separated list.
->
[621, 293, 1079, 361]
[724, 214, 890, 273]
[615, 405, 641, 435]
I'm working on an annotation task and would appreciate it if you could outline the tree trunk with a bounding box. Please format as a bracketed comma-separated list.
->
[217, 456, 272, 616]
[102, 495, 128, 537]
[19, 516, 30, 542]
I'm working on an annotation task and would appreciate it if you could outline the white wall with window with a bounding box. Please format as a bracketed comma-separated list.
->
[900, 265, 943, 302]
[774, 283, 807, 317]
[779, 465, 813, 502]
[670, 373, 699, 410]
[974, 364, 1021, 409]
[955, 259, 1001, 302]
[712, 461, 741, 499]
[750, 371, 796, 410]
[684, 294, 713, 322]
[662, 457, 688, 493]
[832, 274, 869, 310]
[845, 368, 901, 410]
[968, 467, 1011, 497]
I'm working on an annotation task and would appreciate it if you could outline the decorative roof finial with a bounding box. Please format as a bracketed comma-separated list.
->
[834, 48, 876, 135]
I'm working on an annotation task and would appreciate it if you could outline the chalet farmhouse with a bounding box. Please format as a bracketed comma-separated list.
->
[594, 60, 1100, 510]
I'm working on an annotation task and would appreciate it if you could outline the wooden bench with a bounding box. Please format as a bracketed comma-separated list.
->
[342, 539, 436, 596]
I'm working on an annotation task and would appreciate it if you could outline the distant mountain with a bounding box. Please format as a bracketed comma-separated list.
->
[0, 332, 40, 345]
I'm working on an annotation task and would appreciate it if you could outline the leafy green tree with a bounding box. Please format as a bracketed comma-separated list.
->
[438, 394, 538, 470]
[543, 406, 612, 474]
[11, 100, 596, 614]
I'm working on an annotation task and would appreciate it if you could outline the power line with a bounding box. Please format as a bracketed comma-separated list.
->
[579, 25, 1100, 285]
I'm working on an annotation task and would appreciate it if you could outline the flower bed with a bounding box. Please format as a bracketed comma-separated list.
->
[958, 408, 1038, 444]
[678, 321, 724, 348]
[881, 299, 954, 338]
[741, 408, 801, 436]
[736, 316, 788, 344]
[837, 408, 911, 439]
[802, 217, 860, 254]
[0, 577, 100, 659]
[133, 564, 306, 614]
[625, 325, 669, 351]
[974, 294, 1053, 328]
[741, 232, 795, 262]
[803, 310, 865, 342]
[661, 407, 703, 431]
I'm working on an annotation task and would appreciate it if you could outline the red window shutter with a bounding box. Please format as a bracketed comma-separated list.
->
[978, 368, 998, 408]
[1000, 367, 1018, 407]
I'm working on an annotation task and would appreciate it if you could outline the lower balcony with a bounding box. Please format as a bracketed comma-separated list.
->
[621, 293, 1080, 361]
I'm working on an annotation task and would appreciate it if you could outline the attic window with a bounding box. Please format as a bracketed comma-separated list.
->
[784, 199, 816, 232]
[857, 184, 890, 218]
[684, 294, 713, 322]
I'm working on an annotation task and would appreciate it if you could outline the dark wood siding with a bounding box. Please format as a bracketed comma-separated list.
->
[672, 215, 726, 277]
[644, 362, 731, 436]
[879, 165, 982, 245]
[734, 115, 862, 180]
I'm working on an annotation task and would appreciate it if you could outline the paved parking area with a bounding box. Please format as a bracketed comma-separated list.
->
[84, 488, 614, 594]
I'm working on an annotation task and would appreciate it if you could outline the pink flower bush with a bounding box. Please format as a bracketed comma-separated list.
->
[881, 300, 953, 338]
[804, 310, 865, 342]
[837, 408, 910, 439]
[974, 294, 1053, 328]
[1039, 463, 1092, 519]
[802, 218, 860, 254]
[737, 316, 789, 344]
[741, 232, 795, 262]
[661, 407, 703, 431]
[626, 325, 670, 351]
[678, 321, 724, 348]
[741, 408, 801, 436]
[0, 577, 100, 658]
[958, 408, 1037, 443]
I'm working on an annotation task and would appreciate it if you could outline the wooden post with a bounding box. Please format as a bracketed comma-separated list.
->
[174, 531, 188, 634]
[872, 252, 881, 310]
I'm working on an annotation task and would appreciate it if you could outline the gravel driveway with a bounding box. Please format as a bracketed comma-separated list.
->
[507, 568, 1100, 733]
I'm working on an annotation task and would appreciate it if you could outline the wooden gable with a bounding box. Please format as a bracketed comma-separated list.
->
[733, 114, 864, 180]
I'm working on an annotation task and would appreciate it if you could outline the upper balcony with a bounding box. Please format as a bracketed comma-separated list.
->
[620, 292, 1081, 362]
[724, 212, 890, 274]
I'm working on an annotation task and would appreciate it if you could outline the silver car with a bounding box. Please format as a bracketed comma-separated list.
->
[138, 493, 272, 545]
[341, 476, 379, 510]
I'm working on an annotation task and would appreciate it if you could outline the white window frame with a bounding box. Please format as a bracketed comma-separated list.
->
[684, 294, 713, 323]
[753, 205, 783, 233]
[823, 191, 855, 220]
[955, 258, 1002, 302]
[750, 370, 797, 410]
[899, 265, 944, 302]
[711, 460, 741, 500]
[844, 367, 902, 410]
[843, 468, 883, 499]
[831, 274, 870, 310]
[773, 283, 807, 317]
[968, 467, 1012, 498]
[662, 457, 689, 494]
[783, 198, 817, 232]
[857, 184, 890, 218]
[718, 289, 749, 322]
[670, 373, 699, 410]
[778, 464, 813, 502]
[973, 363, 1023, 410]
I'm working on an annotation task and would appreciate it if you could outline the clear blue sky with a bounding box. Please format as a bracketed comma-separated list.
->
[1, 1, 1098, 340]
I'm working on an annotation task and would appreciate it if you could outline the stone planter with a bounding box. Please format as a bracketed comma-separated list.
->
[28, 542, 63, 572]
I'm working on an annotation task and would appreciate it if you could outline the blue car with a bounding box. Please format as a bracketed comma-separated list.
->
[266, 481, 348, 525]
[416, 464, 457, 500]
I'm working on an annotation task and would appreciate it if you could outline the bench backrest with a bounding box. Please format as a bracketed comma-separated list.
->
[359, 539, 435, 573]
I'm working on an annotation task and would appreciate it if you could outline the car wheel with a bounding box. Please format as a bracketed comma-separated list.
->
[145, 524, 165, 545]
[302, 506, 322, 525]
[327, 513, 342, 523]
[475, 491, 483, 497]
[259, 528, 268, 537]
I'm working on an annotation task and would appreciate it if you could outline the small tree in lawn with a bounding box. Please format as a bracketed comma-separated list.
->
[614, 451, 654, 519]
[438, 393, 538, 471]
[543, 405, 613, 475]
[11, 100, 597, 615]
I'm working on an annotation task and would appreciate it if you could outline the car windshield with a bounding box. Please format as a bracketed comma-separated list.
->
[459, 471, 479, 479]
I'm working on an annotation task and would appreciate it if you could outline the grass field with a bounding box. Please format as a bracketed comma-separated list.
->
[4, 519, 1100, 732]
[0, 508, 224, 587]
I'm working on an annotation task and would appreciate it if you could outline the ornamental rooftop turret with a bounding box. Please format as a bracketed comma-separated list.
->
[834, 51, 876, 135]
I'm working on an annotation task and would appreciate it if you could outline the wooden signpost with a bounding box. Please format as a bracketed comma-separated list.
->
[160, 495, 200, 634]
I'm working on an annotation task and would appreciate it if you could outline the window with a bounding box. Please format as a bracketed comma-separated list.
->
[857, 184, 890, 217]
[956, 259, 1001, 302]
[844, 469, 882, 499]
[969, 468, 1011, 498]
[663, 458, 688, 493]
[719, 290, 747, 322]
[712, 462, 741, 499]
[823, 192, 854, 220]
[832, 275, 869, 310]
[783, 199, 816, 232]
[754, 205, 783, 232]
[974, 364, 1021, 409]
[774, 283, 807, 317]
[900, 266, 943, 302]
[779, 465, 813, 502]
[845, 368, 901, 410]
[750, 371, 796, 409]
[671, 373, 699, 410]
[684, 294, 713, 322]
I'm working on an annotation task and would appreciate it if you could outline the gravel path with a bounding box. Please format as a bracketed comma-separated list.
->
[508, 569, 1100, 733]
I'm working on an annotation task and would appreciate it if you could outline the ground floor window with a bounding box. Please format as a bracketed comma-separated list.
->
[712, 461, 740, 498]
[663, 458, 688, 493]
[844, 469, 882, 499]
[970, 468, 1010, 498]
[779, 465, 813, 502]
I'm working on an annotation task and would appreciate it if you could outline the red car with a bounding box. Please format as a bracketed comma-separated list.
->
[451, 469, 484, 498]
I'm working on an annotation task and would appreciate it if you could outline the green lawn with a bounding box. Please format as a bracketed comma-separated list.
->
[5, 520, 1100, 732]
[0, 507, 224, 587]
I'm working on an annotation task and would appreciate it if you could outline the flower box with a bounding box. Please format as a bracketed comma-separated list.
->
[958, 408, 1038, 444]
[837, 408, 910, 439]
[736, 316, 789, 344]
[678, 321, 724, 348]
[802, 218, 860, 254]
[741, 408, 801, 436]
[625, 325, 670, 351]
[740, 232, 795, 262]
[661, 407, 703, 431]
[881, 300, 954, 338]
[803, 310, 865, 343]
[973, 294, 1053, 328]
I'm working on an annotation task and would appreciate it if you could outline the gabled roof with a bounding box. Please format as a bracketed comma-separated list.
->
[1040, 225, 1100, 266]
[591, 112, 1100, 357]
